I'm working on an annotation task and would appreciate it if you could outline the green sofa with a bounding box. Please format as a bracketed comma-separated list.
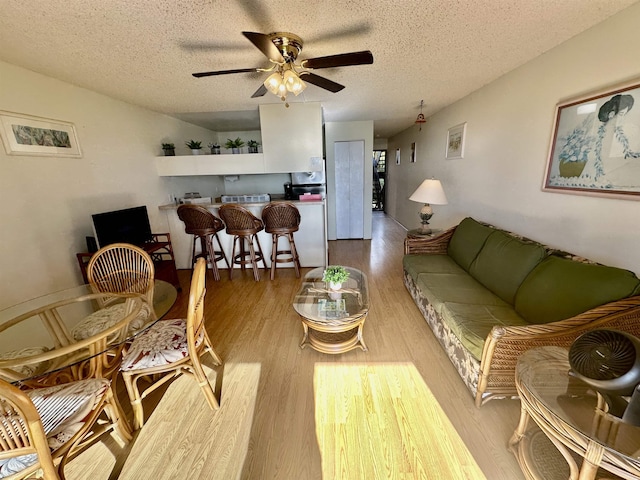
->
[403, 217, 640, 407]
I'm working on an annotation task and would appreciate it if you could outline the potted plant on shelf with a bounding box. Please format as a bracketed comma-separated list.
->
[322, 265, 350, 291]
[247, 139, 260, 154]
[207, 142, 221, 155]
[162, 142, 175, 156]
[225, 137, 245, 154]
[185, 140, 202, 155]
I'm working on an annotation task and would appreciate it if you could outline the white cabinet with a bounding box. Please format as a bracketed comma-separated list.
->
[155, 153, 265, 176]
[259, 102, 323, 173]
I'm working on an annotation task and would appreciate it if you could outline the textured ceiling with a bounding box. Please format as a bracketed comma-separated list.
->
[0, 1, 637, 138]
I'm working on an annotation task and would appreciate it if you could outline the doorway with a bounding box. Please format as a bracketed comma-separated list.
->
[373, 150, 386, 211]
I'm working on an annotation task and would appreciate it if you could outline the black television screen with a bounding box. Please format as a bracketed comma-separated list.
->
[91, 206, 153, 248]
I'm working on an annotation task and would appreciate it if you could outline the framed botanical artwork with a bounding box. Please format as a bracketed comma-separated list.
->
[395, 148, 401, 165]
[543, 80, 640, 199]
[410, 142, 416, 163]
[0, 111, 82, 157]
[446, 123, 466, 159]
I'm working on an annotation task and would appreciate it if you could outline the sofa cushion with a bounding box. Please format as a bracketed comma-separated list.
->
[514, 256, 640, 324]
[403, 254, 466, 280]
[469, 231, 547, 305]
[415, 272, 508, 315]
[447, 218, 495, 271]
[440, 302, 529, 360]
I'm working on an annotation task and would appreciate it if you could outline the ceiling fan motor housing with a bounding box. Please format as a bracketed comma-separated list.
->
[269, 32, 303, 63]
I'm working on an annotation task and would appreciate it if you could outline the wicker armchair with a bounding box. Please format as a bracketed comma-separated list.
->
[120, 258, 222, 430]
[71, 243, 156, 344]
[0, 377, 121, 479]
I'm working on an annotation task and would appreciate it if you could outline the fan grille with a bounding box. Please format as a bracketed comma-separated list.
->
[569, 330, 637, 380]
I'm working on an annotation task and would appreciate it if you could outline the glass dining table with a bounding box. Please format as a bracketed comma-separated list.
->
[0, 280, 177, 386]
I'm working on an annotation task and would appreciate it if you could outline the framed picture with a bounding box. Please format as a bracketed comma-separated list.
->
[0, 111, 82, 157]
[395, 148, 401, 165]
[543, 80, 640, 198]
[446, 123, 466, 159]
[410, 142, 416, 163]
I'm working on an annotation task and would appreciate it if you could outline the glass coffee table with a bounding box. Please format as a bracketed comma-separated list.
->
[509, 346, 640, 480]
[293, 267, 369, 354]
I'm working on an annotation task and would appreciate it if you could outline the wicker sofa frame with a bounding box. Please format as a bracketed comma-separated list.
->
[404, 226, 640, 407]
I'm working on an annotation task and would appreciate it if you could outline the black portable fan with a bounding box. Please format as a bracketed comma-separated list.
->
[569, 329, 640, 424]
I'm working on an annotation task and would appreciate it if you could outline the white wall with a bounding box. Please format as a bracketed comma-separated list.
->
[0, 61, 217, 308]
[325, 121, 374, 240]
[387, 3, 640, 275]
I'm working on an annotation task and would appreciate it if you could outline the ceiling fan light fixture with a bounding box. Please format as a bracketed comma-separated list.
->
[264, 72, 283, 95]
[283, 69, 306, 96]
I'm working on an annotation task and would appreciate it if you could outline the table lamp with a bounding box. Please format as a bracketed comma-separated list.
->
[409, 178, 448, 234]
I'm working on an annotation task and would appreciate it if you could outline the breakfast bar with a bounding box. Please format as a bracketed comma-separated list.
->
[159, 197, 327, 270]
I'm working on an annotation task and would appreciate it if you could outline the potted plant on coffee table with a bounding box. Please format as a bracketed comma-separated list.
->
[322, 265, 350, 291]
[185, 140, 202, 155]
[247, 139, 260, 154]
[162, 142, 175, 156]
[225, 137, 245, 154]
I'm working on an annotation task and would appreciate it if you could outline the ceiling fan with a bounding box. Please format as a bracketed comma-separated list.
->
[192, 31, 373, 103]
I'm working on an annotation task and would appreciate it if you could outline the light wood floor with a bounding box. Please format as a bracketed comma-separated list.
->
[66, 212, 525, 479]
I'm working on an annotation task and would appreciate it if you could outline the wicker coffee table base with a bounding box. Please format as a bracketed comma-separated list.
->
[299, 317, 368, 354]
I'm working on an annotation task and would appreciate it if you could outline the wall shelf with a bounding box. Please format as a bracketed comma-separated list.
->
[155, 153, 265, 176]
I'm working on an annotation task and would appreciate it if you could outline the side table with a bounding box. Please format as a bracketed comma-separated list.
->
[406, 228, 443, 239]
[509, 346, 640, 480]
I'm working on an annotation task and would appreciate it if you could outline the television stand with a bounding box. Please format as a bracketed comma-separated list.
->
[76, 233, 181, 291]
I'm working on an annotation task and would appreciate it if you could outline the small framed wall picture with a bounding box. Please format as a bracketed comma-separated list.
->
[0, 111, 82, 157]
[395, 148, 401, 165]
[410, 142, 416, 163]
[446, 122, 466, 159]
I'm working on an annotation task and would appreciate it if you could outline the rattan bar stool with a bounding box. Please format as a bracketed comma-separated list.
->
[262, 202, 301, 280]
[218, 204, 268, 281]
[177, 204, 230, 281]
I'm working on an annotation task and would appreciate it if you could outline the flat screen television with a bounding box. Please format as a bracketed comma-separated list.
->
[91, 206, 153, 248]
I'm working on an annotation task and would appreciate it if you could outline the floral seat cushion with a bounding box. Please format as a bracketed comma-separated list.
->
[0, 378, 110, 478]
[71, 302, 151, 342]
[0, 346, 51, 380]
[120, 319, 202, 371]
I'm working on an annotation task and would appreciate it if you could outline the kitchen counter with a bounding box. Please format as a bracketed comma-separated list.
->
[159, 198, 327, 271]
[158, 197, 324, 211]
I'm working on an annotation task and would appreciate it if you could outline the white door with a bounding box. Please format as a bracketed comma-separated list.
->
[334, 140, 365, 239]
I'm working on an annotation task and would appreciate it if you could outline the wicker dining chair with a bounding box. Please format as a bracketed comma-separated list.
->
[120, 258, 223, 430]
[71, 243, 156, 343]
[261, 202, 301, 280]
[177, 204, 230, 281]
[0, 377, 119, 479]
[218, 204, 268, 281]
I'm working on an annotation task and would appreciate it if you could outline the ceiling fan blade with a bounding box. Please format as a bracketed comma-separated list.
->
[242, 32, 285, 63]
[301, 50, 373, 70]
[308, 22, 372, 43]
[192, 68, 259, 78]
[299, 72, 345, 93]
[251, 84, 267, 98]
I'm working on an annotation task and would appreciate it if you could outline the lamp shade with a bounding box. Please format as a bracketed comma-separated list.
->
[409, 179, 448, 205]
